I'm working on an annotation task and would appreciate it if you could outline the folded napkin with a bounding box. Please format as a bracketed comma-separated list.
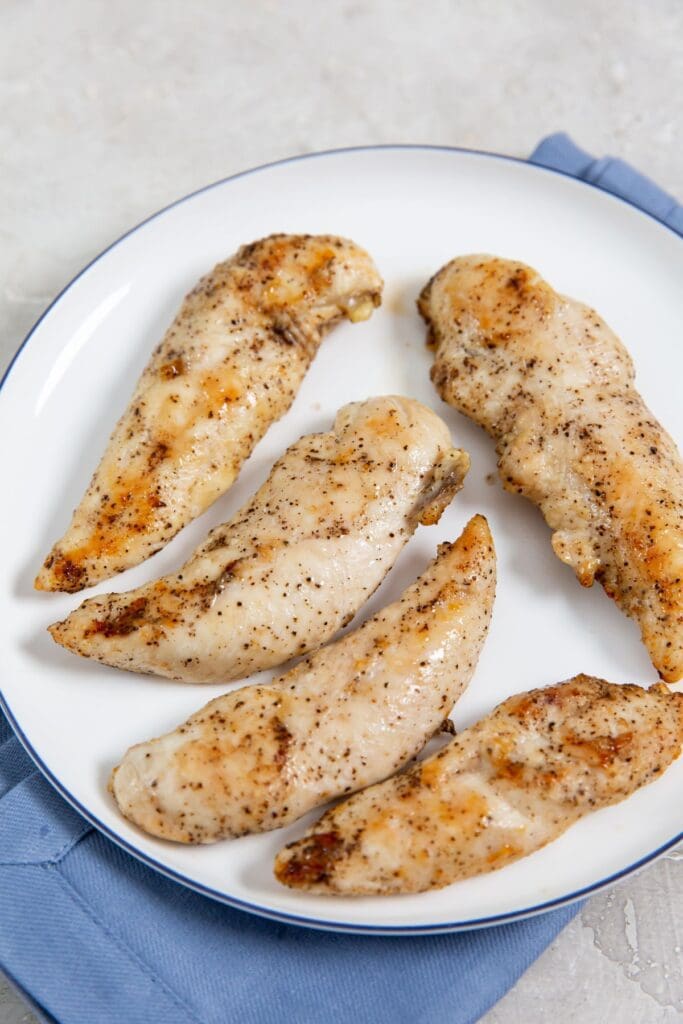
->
[0, 712, 575, 1024]
[1, 134, 680, 1024]
[530, 132, 683, 235]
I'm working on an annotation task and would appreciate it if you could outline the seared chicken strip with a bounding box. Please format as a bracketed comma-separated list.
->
[110, 516, 495, 842]
[36, 234, 383, 592]
[420, 256, 683, 682]
[50, 397, 469, 682]
[275, 674, 683, 895]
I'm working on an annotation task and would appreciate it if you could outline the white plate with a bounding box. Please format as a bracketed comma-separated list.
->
[1, 146, 682, 935]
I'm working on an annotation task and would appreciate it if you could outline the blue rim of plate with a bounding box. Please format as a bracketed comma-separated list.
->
[1, 143, 681, 936]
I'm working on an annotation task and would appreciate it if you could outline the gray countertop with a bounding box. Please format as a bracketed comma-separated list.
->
[1, 1, 681, 1020]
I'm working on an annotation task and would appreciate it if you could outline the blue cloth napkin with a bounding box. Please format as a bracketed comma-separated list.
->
[0, 711, 575, 1024]
[1, 134, 681, 1024]
[530, 132, 683, 235]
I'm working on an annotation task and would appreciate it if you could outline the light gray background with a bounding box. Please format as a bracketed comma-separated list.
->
[1, 1, 681, 1021]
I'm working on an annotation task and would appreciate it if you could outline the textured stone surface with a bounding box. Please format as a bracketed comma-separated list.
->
[484, 847, 683, 1024]
[1, 0, 681, 1021]
[0, 979, 33, 1024]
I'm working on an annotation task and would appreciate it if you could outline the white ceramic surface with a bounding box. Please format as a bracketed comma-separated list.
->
[1, 146, 681, 934]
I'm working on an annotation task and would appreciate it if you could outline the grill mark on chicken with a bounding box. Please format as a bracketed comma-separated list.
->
[419, 255, 683, 682]
[87, 597, 149, 638]
[275, 675, 683, 894]
[35, 234, 383, 592]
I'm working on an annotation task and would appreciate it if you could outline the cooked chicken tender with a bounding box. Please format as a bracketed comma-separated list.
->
[420, 255, 683, 682]
[275, 675, 683, 895]
[49, 396, 470, 682]
[110, 516, 495, 842]
[36, 234, 383, 592]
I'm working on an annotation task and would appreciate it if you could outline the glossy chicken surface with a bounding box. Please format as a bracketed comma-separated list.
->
[36, 234, 383, 592]
[275, 675, 683, 895]
[420, 255, 683, 682]
[50, 396, 470, 682]
[110, 515, 495, 841]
